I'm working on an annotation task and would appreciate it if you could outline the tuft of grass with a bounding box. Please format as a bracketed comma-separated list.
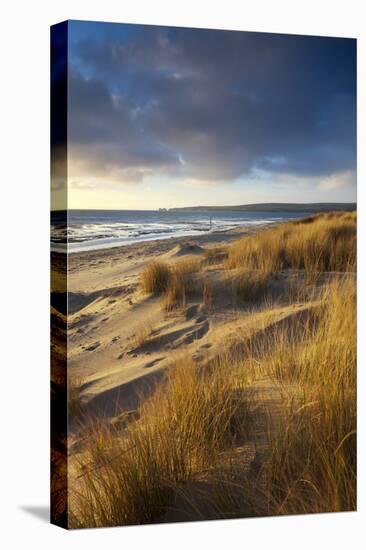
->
[163, 259, 201, 311]
[141, 261, 171, 295]
[131, 322, 154, 349]
[142, 259, 202, 309]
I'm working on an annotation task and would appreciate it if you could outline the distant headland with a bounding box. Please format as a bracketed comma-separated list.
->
[169, 202, 356, 213]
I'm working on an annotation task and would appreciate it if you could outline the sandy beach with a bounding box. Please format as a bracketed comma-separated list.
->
[53, 225, 262, 417]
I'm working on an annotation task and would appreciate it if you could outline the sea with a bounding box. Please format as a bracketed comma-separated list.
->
[51, 209, 309, 253]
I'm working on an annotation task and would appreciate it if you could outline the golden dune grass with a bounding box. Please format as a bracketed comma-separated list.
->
[163, 259, 201, 311]
[71, 212, 356, 526]
[236, 270, 271, 302]
[141, 258, 202, 310]
[265, 277, 356, 514]
[70, 360, 247, 527]
[217, 277, 355, 517]
[131, 322, 154, 348]
[141, 261, 171, 294]
[71, 278, 355, 525]
[228, 211, 356, 275]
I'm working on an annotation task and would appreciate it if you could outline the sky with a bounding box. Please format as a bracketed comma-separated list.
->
[51, 21, 356, 210]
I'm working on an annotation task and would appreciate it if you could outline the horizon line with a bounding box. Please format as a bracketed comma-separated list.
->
[51, 201, 356, 212]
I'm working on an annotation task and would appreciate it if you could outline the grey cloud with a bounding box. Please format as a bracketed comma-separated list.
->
[67, 24, 356, 186]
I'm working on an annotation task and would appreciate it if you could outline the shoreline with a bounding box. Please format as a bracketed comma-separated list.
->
[52, 208, 325, 256]
[51, 223, 271, 256]
[52, 223, 269, 262]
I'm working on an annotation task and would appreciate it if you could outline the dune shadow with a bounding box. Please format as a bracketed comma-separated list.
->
[85, 369, 166, 417]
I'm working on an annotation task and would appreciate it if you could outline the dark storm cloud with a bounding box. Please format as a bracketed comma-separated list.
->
[68, 22, 356, 184]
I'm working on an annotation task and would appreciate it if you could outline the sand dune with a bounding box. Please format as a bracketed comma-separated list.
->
[50, 213, 356, 526]
[59, 225, 324, 420]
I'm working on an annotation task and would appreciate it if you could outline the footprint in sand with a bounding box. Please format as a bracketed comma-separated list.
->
[143, 357, 165, 369]
[84, 341, 100, 352]
[174, 320, 210, 348]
